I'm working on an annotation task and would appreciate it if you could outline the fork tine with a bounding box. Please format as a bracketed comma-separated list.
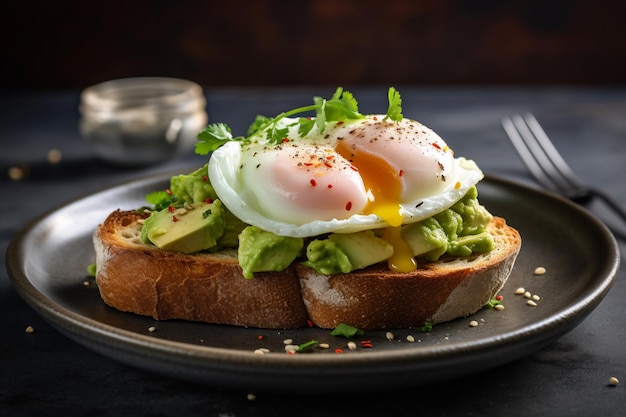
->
[501, 116, 562, 192]
[521, 113, 585, 189]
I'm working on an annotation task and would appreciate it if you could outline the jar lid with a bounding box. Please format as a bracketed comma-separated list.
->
[79, 77, 206, 116]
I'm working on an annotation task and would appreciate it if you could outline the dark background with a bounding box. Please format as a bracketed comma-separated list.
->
[2, 0, 625, 91]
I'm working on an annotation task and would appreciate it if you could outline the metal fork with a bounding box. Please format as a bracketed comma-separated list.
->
[502, 113, 626, 223]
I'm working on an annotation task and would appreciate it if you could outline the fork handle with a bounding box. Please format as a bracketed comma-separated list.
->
[588, 187, 626, 223]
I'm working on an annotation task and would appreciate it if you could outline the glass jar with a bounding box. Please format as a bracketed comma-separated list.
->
[79, 77, 208, 165]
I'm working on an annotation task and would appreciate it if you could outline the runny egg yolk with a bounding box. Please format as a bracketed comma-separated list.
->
[335, 140, 417, 272]
[335, 140, 404, 227]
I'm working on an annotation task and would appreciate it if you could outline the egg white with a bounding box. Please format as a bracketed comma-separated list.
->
[207, 116, 484, 238]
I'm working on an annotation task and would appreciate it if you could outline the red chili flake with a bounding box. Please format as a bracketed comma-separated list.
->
[203, 175, 208, 182]
[360, 340, 373, 348]
[326, 155, 335, 160]
[306, 319, 314, 328]
[350, 165, 359, 172]
[327, 184, 333, 189]
[205, 198, 212, 204]
[168, 205, 175, 213]
[432, 143, 442, 150]
[496, 295, 503, 301]
[335, 348, 344, 354]
[281, 138, 290, 143]
[373, 116, 378, 121]
[345, 201, 352, 211]
[310, 179, 317, 186]
[399, 169, 404, 177]
[166, 189, 173, 195]
[288, 350, 296, 355]
[304, 162, 313, 167]
[324, 162, 332, 168]
[336, 121, 344, 125]
[172, 215, 178, 222]
[258, 335, 264, 340]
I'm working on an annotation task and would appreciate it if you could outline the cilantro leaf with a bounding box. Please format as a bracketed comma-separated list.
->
[331, 323, 365, 338]
[297, 117, 316, 137]
[195, 123, 238, 155]
[384, 87, 403, 122]
[247, 115, 273, 136]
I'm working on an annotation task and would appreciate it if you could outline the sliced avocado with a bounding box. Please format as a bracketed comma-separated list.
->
[141, 200, 225, 253]
[401, 217, 448, 261]
[328, 230, 394, 270]
[238, 226, 304, 279]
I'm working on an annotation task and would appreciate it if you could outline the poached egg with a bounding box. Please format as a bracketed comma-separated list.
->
[208, 115, 483, 239]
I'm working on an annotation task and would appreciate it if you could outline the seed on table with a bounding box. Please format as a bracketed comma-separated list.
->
[515, 287, 525, 295]
[527, 300, 538, 307]
[534, 266, 546, 275]
[386, 331, 395, 340]
[609, 376, 619, 386]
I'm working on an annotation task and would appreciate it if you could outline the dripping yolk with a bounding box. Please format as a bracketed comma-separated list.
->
[383, 226, 417, 272]
[335, 140, 404, 227]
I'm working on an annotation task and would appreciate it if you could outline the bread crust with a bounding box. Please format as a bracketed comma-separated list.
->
[93, 210, 521, 330]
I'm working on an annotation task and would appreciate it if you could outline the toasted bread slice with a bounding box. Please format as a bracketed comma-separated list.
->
[297, 216, 521, 330]
[93, 210, 310, 329]
[93, 210, 521, 330]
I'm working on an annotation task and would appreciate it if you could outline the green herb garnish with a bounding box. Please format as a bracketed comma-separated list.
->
[331, 323, 365, 338]
[485, 298, 502, 309]
[419, 322, 433, 332]
[145, 190, 176, 211]
[194, 87, 403, 155]
[297, 340, 319, 352]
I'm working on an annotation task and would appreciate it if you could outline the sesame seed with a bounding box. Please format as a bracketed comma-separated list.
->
[469, 320, 479, 327]
[609, 376, 619, 386]
[319, 343, 330, 349]
[284, 344, 298, 353]
[532, 294, 541, 301]
[406, 335, 415, 342]
[385, 331, 395, 340]
[515, 287, 525, 295]
[527, 300, 538, 307]
[247, 393, 256, 401]
[495, 304, 505, 311]
[148, 326, 156, 332]
[25, 326, 35, 333]
[282, 338, 293, 345]
[524, 291, 532, 299]
[534, 266, 547, 275]
[347, 341, 357, 350]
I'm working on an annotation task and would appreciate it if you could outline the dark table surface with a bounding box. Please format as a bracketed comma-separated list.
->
[1, 86, 625, 416]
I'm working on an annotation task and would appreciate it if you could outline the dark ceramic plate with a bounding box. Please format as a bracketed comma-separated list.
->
[7, 172, 620, 394]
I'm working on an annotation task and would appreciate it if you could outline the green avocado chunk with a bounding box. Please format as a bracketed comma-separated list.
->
[141, 200, 225, 254]
[238, 226, 304, 279]
[303, 230, 394, 275]
[169, 164, 218, 205]
[400, 186, 495, 261]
